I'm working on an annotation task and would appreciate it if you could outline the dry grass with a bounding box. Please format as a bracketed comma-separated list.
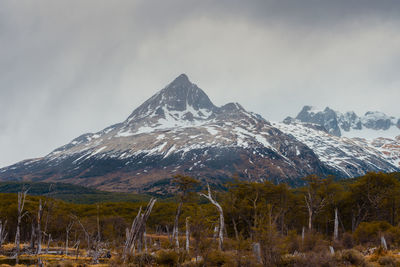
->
[0, 243, 110, 267]
[4, 241, 400, 266]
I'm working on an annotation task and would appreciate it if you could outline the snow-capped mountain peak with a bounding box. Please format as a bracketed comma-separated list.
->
[288, 105, 400, 139]
[361, 111, 396, 130]
[127, 74, 217, 123]
[0, 76, 398, 193]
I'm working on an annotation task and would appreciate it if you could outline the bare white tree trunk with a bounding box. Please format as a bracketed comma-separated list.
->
[0, 220, 7, 248]
[199, 184, 225, 250]
[301, 226, 305, 245]
[74, 216, 91, 257]
[304, 188, 327, 231]
[74, 240, 80, 260]
[123, 198, 157, 261]
[305, 195, 313, 231]
[45, 234, 52, 254]
[36, 199, 43, 255]
[213, 225, 219, 240]
[253, 242, 261, 263]
[232, 218, 239, 241]
[66, 221, 74, 256]
[185, 217, 190, 252]
[172, 202, 182, 249]
[381, 235, 388, 250]
[333, 208, 339, 241]
[15, 189, 28, 258]
[92, 205, 101, 264]
[144, 228, 148, 253]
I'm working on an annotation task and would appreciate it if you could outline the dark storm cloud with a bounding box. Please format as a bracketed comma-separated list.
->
[0, 0, 399, 166]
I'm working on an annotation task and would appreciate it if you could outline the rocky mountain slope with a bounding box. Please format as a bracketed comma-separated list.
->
[281, 106, 400, 171]
[285, 105, 400, 138]
[0, 75, 399, 193]
[273, 122, 400, 177]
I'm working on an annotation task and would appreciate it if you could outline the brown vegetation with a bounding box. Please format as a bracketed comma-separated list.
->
[0, 172, 400, 266]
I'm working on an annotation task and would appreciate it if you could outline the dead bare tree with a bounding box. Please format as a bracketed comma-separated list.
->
[45, 234, 52, 254]
[199, 184, 225, 250]
[74, 216, 91, 256]
[92, 205, 102, 264]
[185, 217, 190, 252]
[303, 176, 329, 231]
[144, 228, 148, 253]
[42, 184, 55, 246]
[30, 223, 36, 251]
[171, 175, 199, 249]
[66, 221, 74, 256]
[96, 204, 101, 242]
[15, 188, 29, 258]
[36, 199, 43, 255]
[0, 220, 7, 248]
[74, 240, 80, 260]
[172, 202, 183, 248]
[123, 198, 157, 261]
[333, 208, 339, 241]
[304, 191, 326, 231]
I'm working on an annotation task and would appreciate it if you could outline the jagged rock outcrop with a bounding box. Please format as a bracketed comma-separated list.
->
[287, 106, 400, 138]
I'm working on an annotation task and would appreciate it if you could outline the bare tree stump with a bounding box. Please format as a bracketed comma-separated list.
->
[381, 236, 388, 250]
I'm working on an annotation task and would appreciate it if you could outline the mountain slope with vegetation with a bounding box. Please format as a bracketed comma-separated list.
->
[0, 181, 151, 204]
[1, 172, 400, 265]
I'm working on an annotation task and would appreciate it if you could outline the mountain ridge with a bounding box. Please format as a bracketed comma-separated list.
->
[0, 75, 399, 193]
[285, 105, 400, 139]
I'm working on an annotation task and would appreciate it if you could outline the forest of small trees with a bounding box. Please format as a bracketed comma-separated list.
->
[1, 172, 400, 266]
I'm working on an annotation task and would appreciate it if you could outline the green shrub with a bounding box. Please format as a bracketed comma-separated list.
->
[302, 231, 328, 252]
[386, 226, 400, 247]
[284, 230, 301, 254]
[378, 255, 399, 267]
[206, 250, 234, 266]
[354, 221, 392, 245]
[156, 249, 179, 266]
[354, 221, 400, 248]
[340, 249, 366, 266]
[281, 251, 336, 267]
[132, 253, 157, 266]
[341, 232, 354, 249]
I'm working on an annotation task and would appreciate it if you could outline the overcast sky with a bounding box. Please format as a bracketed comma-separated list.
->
[1, 0, 400, 167]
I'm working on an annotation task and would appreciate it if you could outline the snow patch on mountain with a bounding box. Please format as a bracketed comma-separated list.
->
[341, 125, 400, 140]
[274, 121, 399, 177]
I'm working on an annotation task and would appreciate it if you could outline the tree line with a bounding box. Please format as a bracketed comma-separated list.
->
[0, 171, 400, 266]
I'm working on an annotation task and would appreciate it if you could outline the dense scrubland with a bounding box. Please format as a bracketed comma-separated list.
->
[1, 172, 400, 266]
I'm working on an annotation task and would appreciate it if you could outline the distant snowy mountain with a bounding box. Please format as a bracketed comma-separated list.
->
[273, 122, 400, 177]
[281, 106, 400, 170]
[0, 75, 398, 193]
[285, 105, 400, 139]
